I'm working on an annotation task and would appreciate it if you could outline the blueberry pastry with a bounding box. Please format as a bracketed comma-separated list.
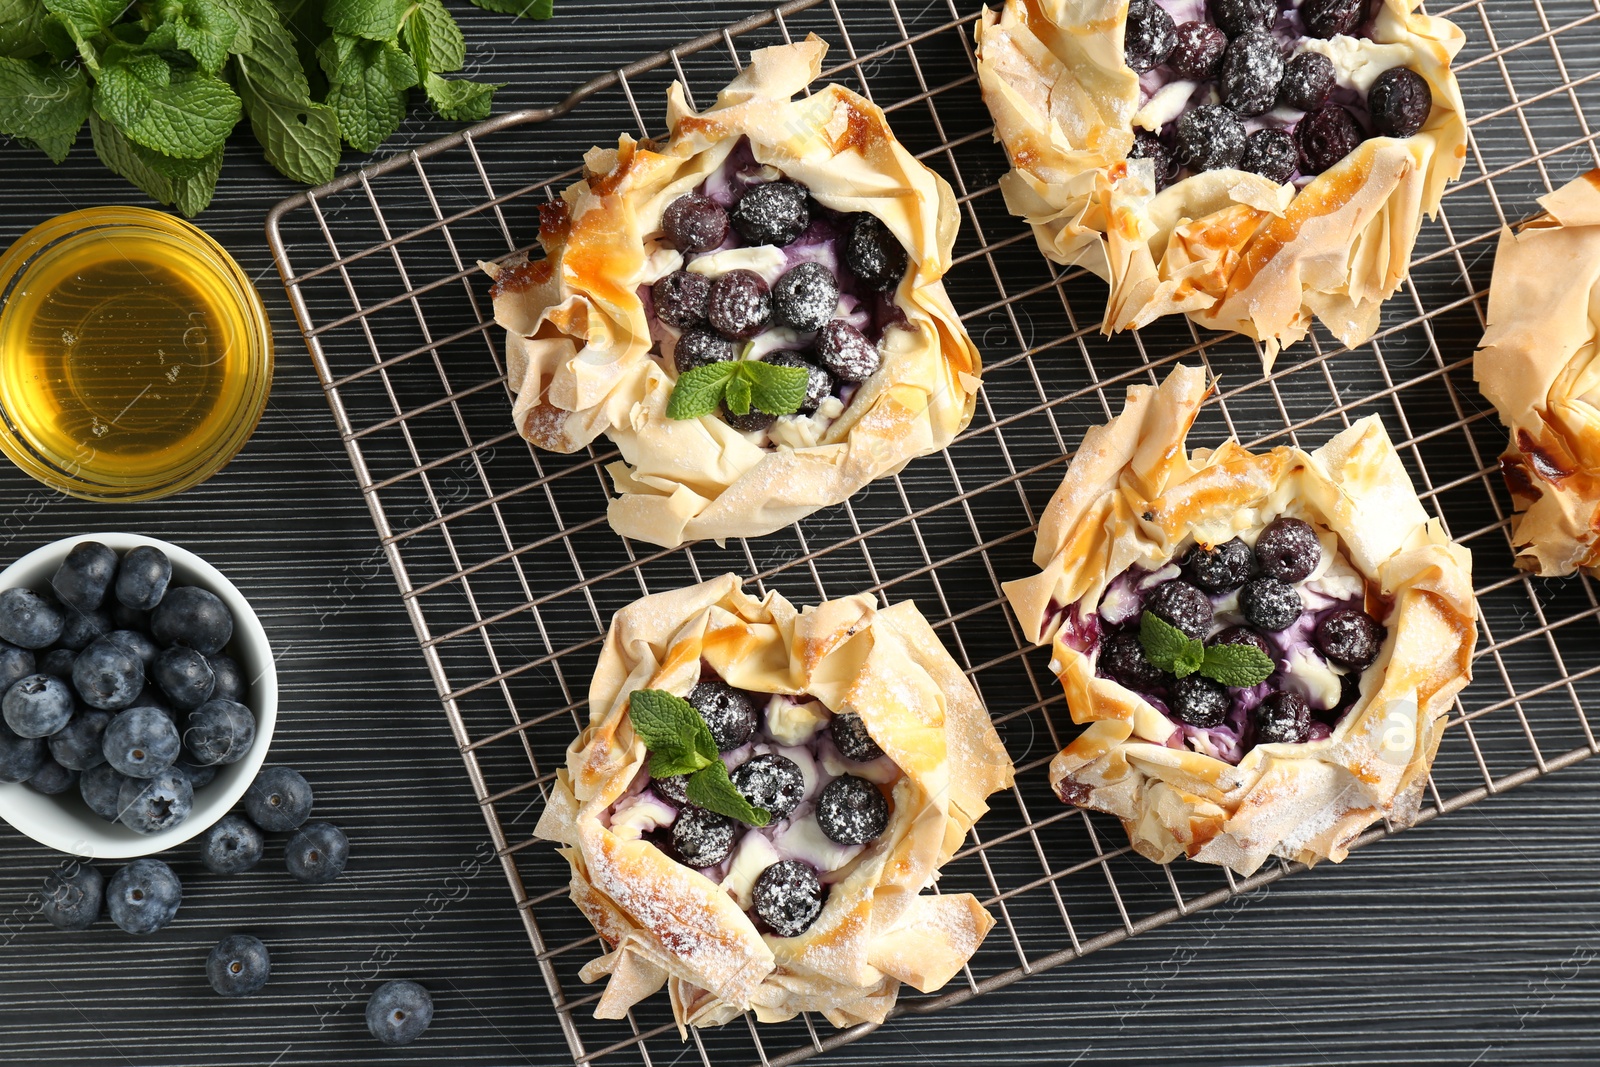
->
[484, 38, 980, 548]
[1476, 170, 1600, 577]
[534, 575, 1014, 1030]
[974, 0, 1467, 367]
[1003, 365, 1475, 874]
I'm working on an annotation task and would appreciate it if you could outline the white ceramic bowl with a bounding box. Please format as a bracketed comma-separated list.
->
[0, 534, 276, 858]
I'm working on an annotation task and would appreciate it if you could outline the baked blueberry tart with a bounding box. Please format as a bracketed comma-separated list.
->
[974, 0, 1467, 366]
[1003, 365, 1475, 874]
[1476, 170, 1600, 577]
[534, 575, 1014, 1030]
[484, 38, 980, 548]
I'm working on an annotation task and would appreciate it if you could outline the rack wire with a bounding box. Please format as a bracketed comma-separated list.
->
[265, 0, 1600, 1062]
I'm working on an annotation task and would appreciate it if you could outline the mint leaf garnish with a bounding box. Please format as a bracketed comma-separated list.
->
[666, 362, 736, 420]
[232, 0, 340, 185]
[89, 111, 222, 216]
[172, 0, 246, 75]
[685, 759, 771, 827]
[323, 0, 409, 42]
[1199, 644, 1274, 688]
[747, 361, 808, 416]
[627, 689, 717, 778]
[421, 74, 498, 122]
[402, 0, 464, 78]
[319, 32, 416, 153]
[724, 372, 752, 416]
[0, 56, 89, 163]
[1138, 610, 1204, 678]
[93, 64, 241, 159]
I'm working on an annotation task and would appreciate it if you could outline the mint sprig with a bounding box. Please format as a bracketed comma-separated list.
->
[627, 689, 770, 827]
[666, 354, 810, 422]
[1137, 611, 1274, 689]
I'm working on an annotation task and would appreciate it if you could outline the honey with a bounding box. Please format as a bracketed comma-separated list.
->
[0, 208, 272, 501]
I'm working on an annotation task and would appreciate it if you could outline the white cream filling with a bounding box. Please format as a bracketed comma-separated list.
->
[1282, 645, 1345, 710]
[769, 396, 847, 450]
[765, 696, 828, 746]
[768, 816, 865, 874]
[718, 832, 782, 910]
[607, 792, 678, 840]
[1297, 36, 1409, 94]
[1135, 79, 1198, 132]
[686, 244, 788, 285]
[639, 246, 685, 285]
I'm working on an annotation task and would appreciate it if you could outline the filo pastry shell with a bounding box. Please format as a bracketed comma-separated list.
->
[534, 574, 1015, 1030]
[1001, 365, 1475, 875]
[1474, 170, 1600, 578]
[972, 0, 1468, 367]
[483, 37, 980, 549]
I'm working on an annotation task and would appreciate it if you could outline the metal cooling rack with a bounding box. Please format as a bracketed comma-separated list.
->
[265, 1, 1600, 1062]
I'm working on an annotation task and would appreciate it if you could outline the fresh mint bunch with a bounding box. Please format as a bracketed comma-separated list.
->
[1138, 611, 1274, 688]
[627, 689, 770, 827]
[0, 0, 545, 215]
[667, 353, 810, 422]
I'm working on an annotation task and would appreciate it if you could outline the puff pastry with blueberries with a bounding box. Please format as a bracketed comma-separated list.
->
[974, 0, 1467, 366]
[534, 575, 1014, 1030]
[484, 37, 980, 549]
[1003, 364, 1475, 875]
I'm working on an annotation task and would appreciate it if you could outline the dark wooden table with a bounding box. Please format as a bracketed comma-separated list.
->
[3, 1, 1600, 1064]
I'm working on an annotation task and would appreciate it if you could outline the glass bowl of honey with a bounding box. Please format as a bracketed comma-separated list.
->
[0, 207, 273, 501]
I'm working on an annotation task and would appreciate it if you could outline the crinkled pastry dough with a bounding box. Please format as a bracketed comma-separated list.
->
[534, 574, 1014, 1031]
[1002, 365, 1475, 875]
[1475, 170, 1600, 578]
[483, 37, 980, 549]
[973, 0, 1468, 367]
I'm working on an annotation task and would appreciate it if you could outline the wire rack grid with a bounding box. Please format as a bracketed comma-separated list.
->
[265, 0, 1600, 1063]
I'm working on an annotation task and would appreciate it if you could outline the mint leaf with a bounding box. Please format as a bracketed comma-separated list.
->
[0, 0, 51, 58]
[422, 72, 496, 121]
[89, 110, 221, 216]
[319, 33, 416, 152]
[1138, 610, 1204, 678]
[724, 371, 752, 416]
[125, 51, 168, 86]
[402, 0, 464, 77]
[323, 0, 408, 41]
[172, 0, 245, 74]
[746, 361, 808, 416]
[0, 56, 89, 162]
[94, 63, 241, 159]
[1172, 641, 1204, 678]
[686, 761, 770, 827]
[1199, 644, 1274, 689]
[627, 689, 718, 778]
[666, 361, 734, 420]
[465, 0, 552, 18]
[41, 0, 124, 52]
[230, 0, 339, 184]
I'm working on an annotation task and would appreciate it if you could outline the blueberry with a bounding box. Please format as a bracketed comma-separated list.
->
[762, 353, 834, 415]
[671, 805, 736, 867]
[686, 680, 759, 752]
[0, 723, 44, 783]
[118, 769, 193, 834]
[37, 648, 74, 679]
[1254, 517, 1321, 582]
[183, 698, 256, 767]
[772, 262, 840, 332]
[0, 642, 34, 692]
[724, 409, 777, 434]
[813, 321, 880, 382]
[48, 708, 111, 770]
[1295, 105, 1365, 174]
[1099, 631, 1172, 691]
[174, 759, 216, 789]
[1209, 0, 1274, 36]
[106, 628, 158, 669]
[705, 268, 772, 340]
[1219, 33, 1284, 117]
[1207, 625, 1274, 662]
[1123, 0, 1177, 73]
[285, 821, 350, 885]
[208, 933, 271, 997]
[106, 858, 182, 935]
[150, 586, 233, 655]
[730, 754, 804, 821]
[1314, 607, 1385, 669]
[751, 860, 824, 937]
[1241, 128, 1298, 183]
[654, 773, 689, 805]
[207, 654, 246, 703]
[731, 180, 809, 247]
[51, 541, 117, 612]
[153, 646, 216, 711]
[80, 763, 130, 821]
[115, 545, 172, 612]
[366, 980, 434, 1047]
[662, 193, 730, 254]
[829, 711, 883, 762]
[1175, 105, 1247, 172]
[1239, 576, 1304, 632]
[1146, 579, 1213, 640]
[673, 326, 739, 373]
[72, 636, 145, 710]
[816, 774, 888, 845]
[41, 862, 103, 931]
[1302, 0, 1363, 38]
[3, 673, 74, 737]
[1168, 21, 1227, 79]
[199, 814, 265, 874]
[651, 269, 710, 329]
[25, 757, 79, 795]
[57, 608, 111, 652]
[244, 766, 314, 832]
[1255, 690, 1311, 744]
[1369, 66, 1432, 138]
[1279, 51, 1336, 111]
[1185, 538, 1256, 593]
[842, 214, 908, 292]
[0, 588, 64, 649]
[1127, 131, 1174, 189]
[1171, 674, 1229, 727]
[102, 705, 181, 778]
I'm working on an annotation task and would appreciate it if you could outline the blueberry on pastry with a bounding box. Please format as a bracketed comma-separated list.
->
[1003, 365, 1476, 875]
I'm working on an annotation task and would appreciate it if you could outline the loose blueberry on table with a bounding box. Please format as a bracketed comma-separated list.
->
[207, 933, 272, 997]
[366, 980, 434, 1046]
[1123, 0, 1435, 189]
[645, 139, 912, 446]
